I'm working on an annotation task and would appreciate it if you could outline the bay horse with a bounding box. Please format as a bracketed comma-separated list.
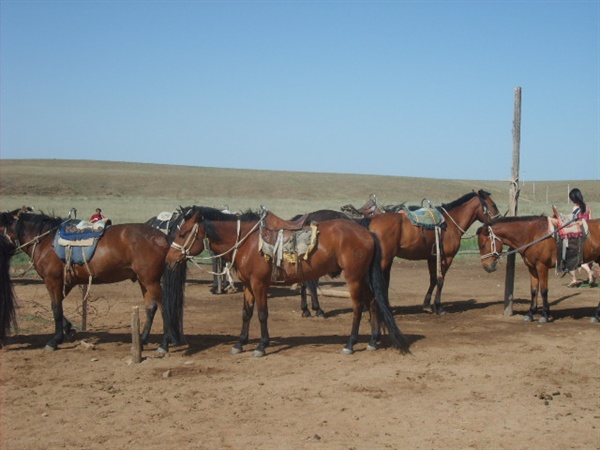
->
[291, 209, 357, 318]
[0, 211, 185, 351]
[477, 216, 600, 323]
[0, 233, 18, 345]
[366, 190, 500, 314]
[165, 206, 409, 357]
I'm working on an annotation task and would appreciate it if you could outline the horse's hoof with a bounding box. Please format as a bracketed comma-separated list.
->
[341, 347, 354, 355]
[156, 347, 168, 355]
[252, 349, 265, 358]
[316, 310, 326, 319]
[230, 346, 243, 355]
[44, 345, 56, 352]
[591, 317, 599, 323]
[301, 311, 311, 318]
[539, 317, 548, 324]
[366, 344, 377, 352]
[523, 315, 533, 322]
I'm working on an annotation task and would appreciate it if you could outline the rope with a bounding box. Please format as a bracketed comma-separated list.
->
[483, 217, 577, 261]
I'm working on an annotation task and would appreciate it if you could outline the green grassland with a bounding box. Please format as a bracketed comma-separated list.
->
[1, 159, 598, 256]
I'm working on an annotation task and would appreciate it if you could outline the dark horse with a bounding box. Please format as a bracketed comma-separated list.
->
[165, 206, 409, 356]
[477, 216, 600, 323]
[0, 211, 185, 351]
[0, 233, 18, 345]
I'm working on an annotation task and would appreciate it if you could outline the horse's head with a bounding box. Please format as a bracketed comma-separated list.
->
[477, 224, 503, 273]
[477, 190, 501, 222]
[166, 210, 207, 268]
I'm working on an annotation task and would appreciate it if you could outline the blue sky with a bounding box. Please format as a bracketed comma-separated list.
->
[1, 1, 598, 181]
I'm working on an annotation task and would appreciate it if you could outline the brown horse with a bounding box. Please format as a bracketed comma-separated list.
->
[0, 211, 185, 351]
[477, 216, 600, 323]
[165, 206, 409, 357]
[367, 190, 500, 314]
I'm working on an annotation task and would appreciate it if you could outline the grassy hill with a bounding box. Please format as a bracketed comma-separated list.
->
[1, 159, 598, 223]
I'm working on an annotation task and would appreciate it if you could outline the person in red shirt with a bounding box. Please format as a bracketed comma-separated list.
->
[89, 208, 105, 223]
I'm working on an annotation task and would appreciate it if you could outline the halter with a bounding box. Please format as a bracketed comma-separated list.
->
[170, 222, 200, 257]
[479, 226, 504, 260]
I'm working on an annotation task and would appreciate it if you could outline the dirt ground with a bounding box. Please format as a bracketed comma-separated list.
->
[1, 258, 599, 450]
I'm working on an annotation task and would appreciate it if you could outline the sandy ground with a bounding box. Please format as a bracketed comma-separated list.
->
[1, 258, 599, 450]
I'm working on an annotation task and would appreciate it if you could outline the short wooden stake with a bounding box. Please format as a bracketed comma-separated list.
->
[81, 285, 88, 331]
[131, 306, 142, 364]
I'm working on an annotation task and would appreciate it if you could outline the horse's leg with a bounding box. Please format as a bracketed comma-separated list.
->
[300, 282, 310, 317]
[309, 279, 325, 318]
[252, 283, 270, 357]
[431, 258, 452, 315]
[366, 292, 380, 352]
[422, 258, 437, 313]
[524, 272, 539, 322]
[62, 316, 77, 341]
[231, 285, 255, 354]
[136, 283, 159, 347]
[342, 281, 364, 355]
[538, 269, 551, 323]
[592, 301, 600, 323]
[45, 282, 71, 351]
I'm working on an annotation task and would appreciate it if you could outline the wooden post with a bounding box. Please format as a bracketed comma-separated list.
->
[504, 86, 521, 316]
[81, 285, 88, 331]
[131, 306, 142, 363]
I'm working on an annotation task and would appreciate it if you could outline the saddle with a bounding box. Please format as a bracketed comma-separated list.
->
[151, 211, 180, 235]
[259, 212, 318, 281]
[341, 194, 386, 218]
[53, 219, 110, 264]
[262, 211, 308, 230]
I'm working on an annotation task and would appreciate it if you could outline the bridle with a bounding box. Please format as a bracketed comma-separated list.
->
[170, 210, 266, 265]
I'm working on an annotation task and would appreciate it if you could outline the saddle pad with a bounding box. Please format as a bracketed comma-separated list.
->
[53, 232, 99, 264]
[52, 219, 107, 264]
[402, 207, 445, 230]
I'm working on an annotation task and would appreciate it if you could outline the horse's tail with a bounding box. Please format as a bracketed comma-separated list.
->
[161, 262, 187, 346]
[369, 233, 410, 354]
[0, 234, 18, 343]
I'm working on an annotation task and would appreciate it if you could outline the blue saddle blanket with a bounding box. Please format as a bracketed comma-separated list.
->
[401, 207, 445, 230]
[52, 219, 109, 263]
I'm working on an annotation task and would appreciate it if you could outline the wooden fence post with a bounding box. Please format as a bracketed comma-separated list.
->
[504, 86, 522, 316]
[131, 306, 142, 363]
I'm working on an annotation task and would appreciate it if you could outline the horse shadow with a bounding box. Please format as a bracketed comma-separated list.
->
[180, 332, 425, 357]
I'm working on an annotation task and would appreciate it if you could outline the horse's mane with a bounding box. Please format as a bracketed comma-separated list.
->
[488, 214, 547, 225]
[439, 192, 478, 211]
[16, 212, 63, 241]
[180, 206, 261, 243]
[183, 206, 260, 222]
